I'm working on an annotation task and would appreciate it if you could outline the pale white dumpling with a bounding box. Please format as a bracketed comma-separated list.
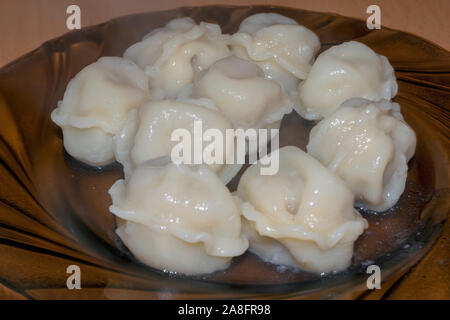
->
[109, 161, 249, 275]
[238, 12, 299, 34]
[114, 98, 241, 184]
[193, 56, 292, 130]
[51, 57, 149, 166]
[231, 13, 320, 115]
[307, 98, 416, 211]
[123, 17, 196, 68]
[231, 13, 320, 93]
[124, 17, 231, 99]
[297, 41, 398, 120]
[235, 146, 368, 273]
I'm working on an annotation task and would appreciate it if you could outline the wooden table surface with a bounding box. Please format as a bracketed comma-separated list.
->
[0, 0, 448, 300]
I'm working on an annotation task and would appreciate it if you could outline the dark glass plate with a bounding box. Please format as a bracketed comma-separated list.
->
[0, 5, 448, 299]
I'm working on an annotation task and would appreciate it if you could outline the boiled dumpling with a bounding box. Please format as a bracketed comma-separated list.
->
[123, 17, 196, 68]
[231, 13, 320, 87]
[114, 98, 241, 184]
[230, 13, 320, 115]
[238, 12, 299, 34]
[297, 41, 398, 120]
[235, 146, 368, 273]
[109, 161, 249, 275]
[124, 17, 231, 99]
[193, 56, 292, 130]
[307, 98, 416, 211]
[116, 218, 236, 275]
[51, 57, 149, 166]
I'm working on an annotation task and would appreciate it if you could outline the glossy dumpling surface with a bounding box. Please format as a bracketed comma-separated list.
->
[109, 161, 249, 275]
[238, 12, 299, 34]
[124, 17, 231, 99]
[307, 98, 416, 211]
[231, 13, 320, 82]
[297, 41, 398, 120]
[193, 56, 292, 129]
[235, 146, 368, 273]
[114, 98, 241, 184]
[51, 57, 149, 166]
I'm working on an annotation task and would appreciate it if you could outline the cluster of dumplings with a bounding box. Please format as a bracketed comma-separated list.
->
[51, 13, 416, 275]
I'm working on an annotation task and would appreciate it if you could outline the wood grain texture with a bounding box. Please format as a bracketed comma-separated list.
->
[0, 0, 449, 67]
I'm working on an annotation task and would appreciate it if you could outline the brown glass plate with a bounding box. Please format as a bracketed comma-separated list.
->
[0, 5, 448, 300]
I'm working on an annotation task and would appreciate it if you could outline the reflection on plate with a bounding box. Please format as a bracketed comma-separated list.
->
[0, 5, 448, 299]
